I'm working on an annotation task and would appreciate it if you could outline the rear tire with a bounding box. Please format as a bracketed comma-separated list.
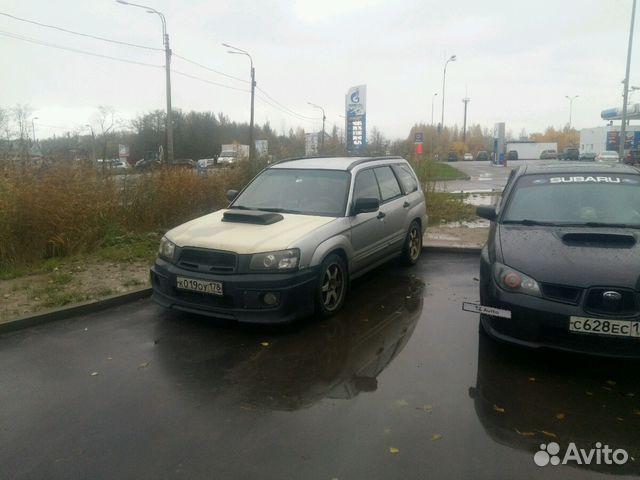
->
[401, 221, 422, 265]
[315, 254, 348, 318]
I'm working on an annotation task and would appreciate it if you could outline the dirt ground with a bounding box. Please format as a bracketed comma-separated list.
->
[0, 259, 150, 324]
[425, 226, 489, 248]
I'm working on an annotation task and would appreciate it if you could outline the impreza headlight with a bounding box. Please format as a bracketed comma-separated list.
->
[493, 262, 541, 297]
[158, 236, 176, 261]
[250, 249, 300, 271]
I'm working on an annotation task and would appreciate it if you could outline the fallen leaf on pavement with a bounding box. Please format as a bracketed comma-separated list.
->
[394, 399, 409, 407]
[416, 404, 433, 413]
[493, 405, 505, 413]
[260, 342, 269, 347]
[541, 431, 557, 438]
[90, 372, 99, 376]
[138, 362, 149, 369]
[528, 377, 536, 382]
[606, 380, 617, 386]
[515, 429, 536, 437]
[389, 447, 400, 454]
[555, 413, 565, 420]
[431, 434, 443, 441]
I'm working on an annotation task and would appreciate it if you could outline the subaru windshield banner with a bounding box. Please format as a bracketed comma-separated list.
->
[346, 85, 367, 154]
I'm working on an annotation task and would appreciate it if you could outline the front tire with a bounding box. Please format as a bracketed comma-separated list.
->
[401, 221, 422, 265]
[315, 254, 348, 317]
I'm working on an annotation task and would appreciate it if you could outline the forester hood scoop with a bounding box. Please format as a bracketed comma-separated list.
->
[561, 232, 636, 248]
[222, 210, 284, 225]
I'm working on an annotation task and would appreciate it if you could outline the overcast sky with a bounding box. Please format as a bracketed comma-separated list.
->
[1, 0, 638, 140]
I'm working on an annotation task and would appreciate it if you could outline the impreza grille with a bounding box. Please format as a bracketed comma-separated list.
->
[540, 283, 582, 305]
[178, 248, 237, 273]
[584, 288, 638, 316]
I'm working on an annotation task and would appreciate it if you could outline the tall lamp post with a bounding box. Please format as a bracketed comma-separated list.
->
[431, 92, 438, 126]
[224, 43, 255, 161]
[619, 0, 637, 161]
[307, 102, 326, 153]
[116, 0, 173, 163]
[440, 55, 457, 130]
[31, 116, 38, 143]
[565, 95, 579, 129]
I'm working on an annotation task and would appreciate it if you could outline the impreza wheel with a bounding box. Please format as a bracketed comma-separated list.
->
[316, 254, 347, 317]
[402, 221, 422, 265]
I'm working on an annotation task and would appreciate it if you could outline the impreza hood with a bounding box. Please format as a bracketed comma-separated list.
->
[498, 225, 640, 289]
[166, 209, 337, 254]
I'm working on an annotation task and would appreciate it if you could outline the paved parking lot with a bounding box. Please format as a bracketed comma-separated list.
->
[1, 252, 639, 479]
[437, 160, 549, 192]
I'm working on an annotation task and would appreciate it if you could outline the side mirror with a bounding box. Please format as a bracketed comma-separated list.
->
[226, 189, 239, 202]
[353, 197, 380, 215]
[476, 205, 497, 221]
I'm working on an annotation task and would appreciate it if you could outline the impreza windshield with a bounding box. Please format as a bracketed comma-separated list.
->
[502, 174, 640, 227]
[231, 168, 351, 217]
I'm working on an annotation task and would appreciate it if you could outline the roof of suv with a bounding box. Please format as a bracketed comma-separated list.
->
[520, 162, 639, 176]
[271, 156, 405, 171]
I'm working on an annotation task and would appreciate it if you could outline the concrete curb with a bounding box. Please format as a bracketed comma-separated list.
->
[423, 245, 482, 255]
[0, 246, 481, 334]
[0, 287, 152, 335]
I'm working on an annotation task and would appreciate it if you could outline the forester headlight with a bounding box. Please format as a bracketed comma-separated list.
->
[493, 262, 541, 297]
[250, 249, 300, 271]
[158, 236, 176, 261]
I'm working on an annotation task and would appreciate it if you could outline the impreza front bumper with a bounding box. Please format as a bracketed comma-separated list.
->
[481, 278, 640, 358]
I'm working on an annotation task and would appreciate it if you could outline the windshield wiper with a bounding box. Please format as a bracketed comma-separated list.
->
[254, 207, 301, 214]
[502, 219, 559, 226]
[567, 222, 640, 229]
[228, 205, 252, 210]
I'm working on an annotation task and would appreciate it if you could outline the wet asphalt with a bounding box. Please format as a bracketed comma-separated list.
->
[1, 252, 639, 479]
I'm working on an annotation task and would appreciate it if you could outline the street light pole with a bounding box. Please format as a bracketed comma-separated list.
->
[224, 43, 255, 161]
[565, 95, 579, 129]
[441, 55, 457, 131]
[116, 0, 173, 163]
[307, 102, 326, 153]
[431, 92, 438, 126]
[31, 117, 38, 143]
[619, 0, 637, 161]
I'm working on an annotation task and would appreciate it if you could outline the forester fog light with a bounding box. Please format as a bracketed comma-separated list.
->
[263, 254, 277, 268]
[262, 292, 279, 306]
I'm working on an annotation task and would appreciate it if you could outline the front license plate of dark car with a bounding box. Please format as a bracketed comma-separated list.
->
[569, 316, 640, 338]
[176, 276, 223, 296]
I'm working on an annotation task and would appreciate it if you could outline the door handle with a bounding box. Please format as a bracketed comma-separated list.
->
[377, 211, 386, 219]
[403, 201, 410, 208]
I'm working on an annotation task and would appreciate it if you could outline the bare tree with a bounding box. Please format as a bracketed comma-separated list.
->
[93, 106, 116, 166]
[12, 104, 33, 161]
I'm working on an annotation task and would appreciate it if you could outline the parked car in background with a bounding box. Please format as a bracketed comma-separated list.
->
[135, 158, 161, 170]
[595, 151, 619, 162]
[476, 151, 489, 161]
[539, 149, 557, 160]
[151, 156, 428, 323]
[196, 158, 217, 176]
[579, 152, 597, 161]
[506, 150, 518, 161]
[447, 151, 458, 162]
[559, 147, 579, 161]
[463, 153, 473, 161]
[168, 159, 196, 169]
[96, 158, 130, 172]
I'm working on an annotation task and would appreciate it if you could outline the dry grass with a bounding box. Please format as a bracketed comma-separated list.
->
[0, 160, 263, 271]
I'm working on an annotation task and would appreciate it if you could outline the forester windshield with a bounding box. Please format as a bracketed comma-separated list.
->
[231, 168, 351, 217]
[502, 174, 640, 227]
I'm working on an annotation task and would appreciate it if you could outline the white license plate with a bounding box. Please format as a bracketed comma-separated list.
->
[569, 316, 640, 338]
[176, 276, 223, 296]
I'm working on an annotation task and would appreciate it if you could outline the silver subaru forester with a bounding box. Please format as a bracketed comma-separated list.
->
[151, 156, 428, 323]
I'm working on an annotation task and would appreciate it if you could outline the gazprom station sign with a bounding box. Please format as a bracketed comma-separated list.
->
[346, 85, 367, 154]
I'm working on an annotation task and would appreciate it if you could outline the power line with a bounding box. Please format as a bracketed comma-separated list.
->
[0, 11, 163, 51]
[0, 30, 163, 68]
[256, 86, 317, 120]
[173, 54, 248, 83]
[255, 94, 317, 124]
[171, 70, 250, 92]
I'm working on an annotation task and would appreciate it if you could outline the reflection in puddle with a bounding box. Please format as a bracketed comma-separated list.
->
[469, 335, 640, 476]
[155, 272, 424, 411]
